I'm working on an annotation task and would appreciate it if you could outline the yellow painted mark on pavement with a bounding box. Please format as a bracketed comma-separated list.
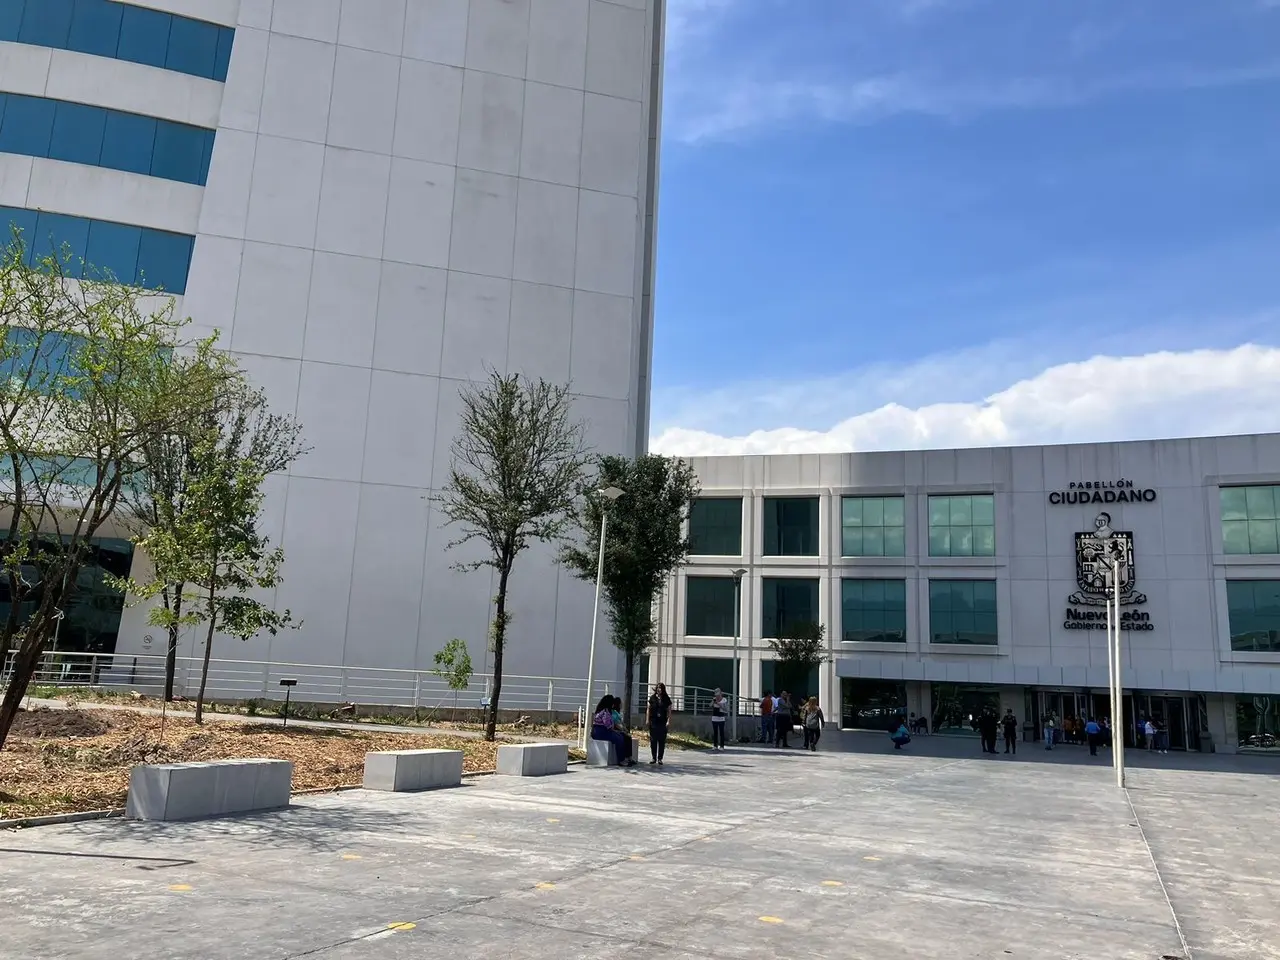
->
[460, 833, 477, 839]
[758, 916, 784, 924]
[387, 922, 416, 932]
[168, 884, 192, 892]
[535, 882, 556, 891]
[545, 818, 560, 823]
[863, 856, 881, 862]
[629, 855, 646, 861]
[821, 880, 844, 887]
[341, 854, 362, 860]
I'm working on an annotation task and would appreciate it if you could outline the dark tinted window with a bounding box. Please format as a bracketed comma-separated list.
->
[48, 101, 107, 166]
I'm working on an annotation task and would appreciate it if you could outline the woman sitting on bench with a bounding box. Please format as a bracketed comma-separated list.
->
[591, 695, 636, 766]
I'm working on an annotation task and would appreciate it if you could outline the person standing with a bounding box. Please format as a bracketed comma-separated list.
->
[774, 690, 792, 748]
[1144, 718, 1157, 751]
[1043, 714, 1055, 750]
[1001, 709, 1019, 755]
[710, 688, 728, 750]
[802, 697, 825, 751]
[1085, 716, 1102, 756]
[979, 708, 999, 754]
[646, 683, 672, 766]
[759, 690, 774, 744]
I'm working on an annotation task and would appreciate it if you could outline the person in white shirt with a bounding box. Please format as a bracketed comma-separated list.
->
[1144, 719, 1157, 751]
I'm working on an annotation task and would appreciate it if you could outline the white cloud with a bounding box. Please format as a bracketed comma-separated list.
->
[668, 62, 1280, 143]
[649, 344, 1280, 456]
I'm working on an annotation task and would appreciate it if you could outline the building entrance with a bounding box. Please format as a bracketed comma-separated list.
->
[1131, 694, 1193, 751]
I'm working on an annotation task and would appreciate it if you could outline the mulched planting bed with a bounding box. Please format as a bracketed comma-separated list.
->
[0, 707, 504, 820]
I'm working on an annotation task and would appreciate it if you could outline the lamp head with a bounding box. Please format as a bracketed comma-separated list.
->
[731, 568, 747, 580]
[598, 486, 625, 501]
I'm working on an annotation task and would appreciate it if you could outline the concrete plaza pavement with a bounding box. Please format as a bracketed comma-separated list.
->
[1, 734, 1277, 960]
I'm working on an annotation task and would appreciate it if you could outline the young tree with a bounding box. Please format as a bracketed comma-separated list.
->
[0, 234, 208, 750]
[128, 379, 305, 723]
[562, 455, 700, 720]
[437, 372, 589, 742]
[768, 621, 829, 701]
[121, 341, 240, 701]
[431, 638, 473, 721]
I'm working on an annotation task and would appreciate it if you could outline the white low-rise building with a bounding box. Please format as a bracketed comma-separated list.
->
[649, 433, 1280, 753]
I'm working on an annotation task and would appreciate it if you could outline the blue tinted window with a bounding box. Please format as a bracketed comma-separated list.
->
[214, 27, 234, 82]
[31, 212, 90, 277]
[136, 229, 193, 293]
[151, 120, 206, 183]
[7, 1, 235, 82]
[0, 2, 22, 42]
[1, 206, 192, 294]
[18, 0, 74, 47]
[49, 101, 107, 166]
[0, 94, 56, 157]
[166, 16, 218, 78]
[1, 206, 40, 264]
[116, 5, 172, 69]
[84, 219, 141, 285]
[67, 0, 122, 58]
[100, 110, 157, 175]
[0, 94, 213, 186]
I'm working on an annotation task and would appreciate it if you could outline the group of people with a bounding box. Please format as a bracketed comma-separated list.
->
[588, 683, 678, 767]
[756, 690, 826, 750]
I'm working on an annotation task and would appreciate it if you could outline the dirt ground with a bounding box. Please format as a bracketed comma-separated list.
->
[0, 707, 507, 821]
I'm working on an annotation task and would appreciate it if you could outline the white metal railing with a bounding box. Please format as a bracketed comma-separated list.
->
[1, 650, 601, 716]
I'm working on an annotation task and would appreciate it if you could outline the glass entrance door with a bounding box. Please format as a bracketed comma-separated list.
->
[1132, 694, 1189, 751]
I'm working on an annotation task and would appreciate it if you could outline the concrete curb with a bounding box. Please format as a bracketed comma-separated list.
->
[0, 808, 125, 830]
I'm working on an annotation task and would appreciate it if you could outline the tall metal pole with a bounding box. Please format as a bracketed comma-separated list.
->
[1113, 557, 1126, 788]
[582, 509, 608, 750]
[1106, 562, 1118, 776]
[731, 575, 742, 743]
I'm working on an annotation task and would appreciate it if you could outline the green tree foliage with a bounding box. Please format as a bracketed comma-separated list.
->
[0, 231, 215, 749]
[562, 455, 700, 719]
[127, 379, 306, 723]
[432, 637, 473, 721]
[768, 621, 829, 698]
[437, 371, 589, 741]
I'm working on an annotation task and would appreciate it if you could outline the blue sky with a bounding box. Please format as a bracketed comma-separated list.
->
[648, 0, 1280, 454]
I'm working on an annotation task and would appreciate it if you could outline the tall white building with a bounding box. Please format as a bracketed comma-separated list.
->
[1, 0, 665, 688]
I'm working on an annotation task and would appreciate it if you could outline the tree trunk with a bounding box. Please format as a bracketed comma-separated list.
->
[0, 612, 53, 751]
[623, 649, 635, 722]
[163, 585, 184, 702]
[194, 581, 217, 724]
[485, 564, 511, 742]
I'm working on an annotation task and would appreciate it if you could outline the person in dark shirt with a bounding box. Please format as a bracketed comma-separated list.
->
[979, 708, 999, 754]
[1001, 709, 1019, 754]
[646, 683, 672, 765]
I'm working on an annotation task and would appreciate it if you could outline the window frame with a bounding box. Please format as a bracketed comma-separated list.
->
[927, 577, 998, 646]
[840, 577, 907, 643]
[1221, 485, 1280, 556]
[841, 495, 907, 557]
[927, 493, 997, 558]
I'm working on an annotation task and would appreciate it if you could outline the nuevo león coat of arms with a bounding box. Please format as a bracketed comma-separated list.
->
[1068, 512, 1147, 607]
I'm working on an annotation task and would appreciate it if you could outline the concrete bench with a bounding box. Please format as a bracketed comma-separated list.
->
[496, 742, 568, 777]
[126, 759, 292, 822]
[586, 738, 619, 767]
[362, 749, 464, 792]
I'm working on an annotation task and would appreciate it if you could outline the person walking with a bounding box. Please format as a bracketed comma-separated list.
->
[1001, 709, 1019, 755]
[802, 697, 825, 751]
[646, 683, 672, 766]
[1085, 717, 1102, 756]
[710, 688, 728, 750]
[774, 690, 792, 748]
[759, 690, 774, 744]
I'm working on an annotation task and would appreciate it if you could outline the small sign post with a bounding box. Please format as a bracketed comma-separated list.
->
[279, 678, 298, 729]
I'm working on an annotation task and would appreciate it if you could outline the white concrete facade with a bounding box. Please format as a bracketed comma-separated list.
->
[2, 0, 664, 684]
[654, 434, 1280, 752]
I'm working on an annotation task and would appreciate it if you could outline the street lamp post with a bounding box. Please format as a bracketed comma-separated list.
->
[730, 568, 747, 743]
[1111, 555, 1126, 788]
[582, 485, 625, 748]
